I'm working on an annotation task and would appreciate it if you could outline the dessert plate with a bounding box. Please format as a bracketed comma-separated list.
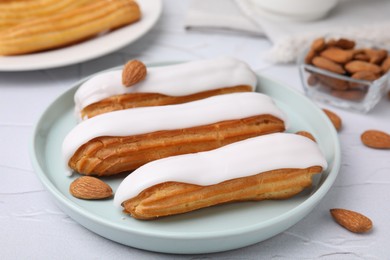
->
[30, 64, 341, 254]
[0, 0, 161, 71]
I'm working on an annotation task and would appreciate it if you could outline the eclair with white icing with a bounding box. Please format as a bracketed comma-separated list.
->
[63, 92, 287, 176]
[114, 133, 328, 220]
[74, 57, 257, 120]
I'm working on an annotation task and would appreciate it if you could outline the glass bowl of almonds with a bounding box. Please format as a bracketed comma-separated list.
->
[299, 36, 390, 113]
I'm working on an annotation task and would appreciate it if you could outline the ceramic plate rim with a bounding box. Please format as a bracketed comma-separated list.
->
[30, 64, 341, 241]
[0, 0, 162, 71]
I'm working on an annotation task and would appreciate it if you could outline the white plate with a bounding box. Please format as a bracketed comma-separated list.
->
[0, 0, 161, 71]
[30, 65, 341, 254]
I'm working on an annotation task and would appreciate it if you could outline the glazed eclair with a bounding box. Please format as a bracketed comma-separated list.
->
[74, 57, 257, 120]
[114, 133, 328, 219]
[63, 92, 287, 176]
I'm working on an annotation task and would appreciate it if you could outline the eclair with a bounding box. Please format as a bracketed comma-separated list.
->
[114, 133, 328, 219]
[63, 92, 287, 176]
[0, 0, 141, 55]
[74, 57, 257, 120]
[0, 0, 96, 30]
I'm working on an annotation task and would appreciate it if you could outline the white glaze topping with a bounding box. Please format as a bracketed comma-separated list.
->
[114, 133, 328, 206]
[62, 92, 287, 169]
[74, 57, 257, 118]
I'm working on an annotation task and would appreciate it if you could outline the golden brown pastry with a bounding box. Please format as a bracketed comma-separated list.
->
[0, 0, 141, 55]
[0, 0, 95, 30]
[113, 133, 327, 219]
[123, 167, 323, 219]
[74, 58, 258, 120]
[81, 85, 253, 119]
[63, 93, 287, 176]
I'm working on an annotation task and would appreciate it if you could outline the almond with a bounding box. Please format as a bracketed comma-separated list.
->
[349, 71, 378, 89]
[316, 74, 348, 90]
[331, 89, 365, 101]
[305, 49, 316, 64]
[330, 208, 372, 233]
[354, 53, 370, 62]
[311, 37, 326, 52]
[70, 176, 113, 200]
[312, 56, 346, 74]
[322, 108, 342, 131]
[345, 60, 382, 75]
[122, 60, 147, 87]
[296, 131, 316, 142]
[364, 48, 387, 64]
[381, 57, 390, 73]
[334, 38, 355, 50]
[326, 39, 337, 48]
[320, 48, 354, 64]
[351, 70, 378, 81]
[307, 74, 318, 86]
[361, 130, 390, 149]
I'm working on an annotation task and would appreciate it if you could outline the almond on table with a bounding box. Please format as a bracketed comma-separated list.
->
[296, 131, 316, 142]
[330, 208, 373, 233]
[361, 130, 390, 149]
[322, 109, 342, 131]
[70, 176, 113, 200]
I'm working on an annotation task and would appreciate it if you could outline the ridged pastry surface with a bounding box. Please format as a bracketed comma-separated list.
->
[74, 57, 257, 118]
[68, 114, 285, 175]
[122, 167, 323, 219]
[0, 0, 141, 55]
[62, 92, 287, 175]
[114, 133, 328, 211]
[63, 92, 288, 173]
[81, 85, 253, 119]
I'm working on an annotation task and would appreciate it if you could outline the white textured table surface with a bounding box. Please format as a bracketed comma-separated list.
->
[2, 1, 390, 259]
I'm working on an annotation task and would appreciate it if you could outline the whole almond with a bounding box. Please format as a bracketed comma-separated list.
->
[320, 48, 354, 64]
[312, 56, 346, 74]
[364, 48, 387, 64]
[326, 39, 337, 48]
[296, 131, 316, 142]
[70, 176, 113, 200]
[334, 38, 355, 50]
[311, 37, 326, 52]
[381, 57, 390, 73]
[122, 60, 147, 87]
[331, 90, 365, 101]
[353, 53, 370, 62]
[353, 48, 365, 55]
[345, 60, 382, 75]
[307, 74, 318, 86]
[330, 208, 372, 233]
[361, 130, 390, 149]
[316, 74, 348, 90]
[322, 108, 342, 131]
[349, 71, 378, 89]
[305, 49, 316, 64]
[351, 70, 378, 81]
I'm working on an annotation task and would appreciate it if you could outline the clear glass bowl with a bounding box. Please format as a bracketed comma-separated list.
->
[298, 36, 389, 113]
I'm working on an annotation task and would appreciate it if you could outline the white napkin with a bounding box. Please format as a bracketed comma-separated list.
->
[185, 0, 263, 37]
[185, 0, 390, 63]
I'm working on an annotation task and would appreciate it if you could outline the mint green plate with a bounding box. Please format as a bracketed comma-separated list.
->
[30, 65, 340, 254]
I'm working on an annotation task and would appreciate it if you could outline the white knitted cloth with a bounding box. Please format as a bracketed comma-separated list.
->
[236, 0, 390, 63]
